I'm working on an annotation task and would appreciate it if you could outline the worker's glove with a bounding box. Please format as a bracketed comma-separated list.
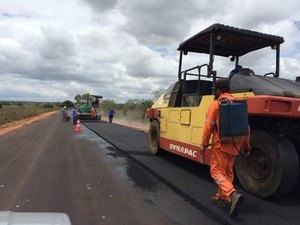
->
[199, 144, 207, 155]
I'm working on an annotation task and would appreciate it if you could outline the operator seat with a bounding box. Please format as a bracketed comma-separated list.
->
[229, 66, 255, 80]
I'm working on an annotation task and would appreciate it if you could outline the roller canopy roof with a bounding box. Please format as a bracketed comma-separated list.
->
[91, 95, 103, 98]
[178, 23, 284, 57]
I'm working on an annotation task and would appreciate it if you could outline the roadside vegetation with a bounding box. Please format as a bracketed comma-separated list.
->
[0, 102, 60, 125]
[0, 89, 164, 127]
[99, 99, 153, 122]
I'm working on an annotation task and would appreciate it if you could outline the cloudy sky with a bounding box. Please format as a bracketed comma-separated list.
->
[0, 0, 300, 103]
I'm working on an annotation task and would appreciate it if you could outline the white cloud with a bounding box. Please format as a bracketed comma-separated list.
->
[0, 0, 299, 102]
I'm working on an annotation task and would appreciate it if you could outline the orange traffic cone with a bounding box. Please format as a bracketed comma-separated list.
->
[75, 119, 81, 132]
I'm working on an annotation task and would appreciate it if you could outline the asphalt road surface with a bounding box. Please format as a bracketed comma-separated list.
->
[0, 112, 299, 225]
[0, 112, 216, 225]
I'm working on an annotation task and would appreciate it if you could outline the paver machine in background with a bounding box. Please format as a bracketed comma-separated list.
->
[78, 94, 103, 120]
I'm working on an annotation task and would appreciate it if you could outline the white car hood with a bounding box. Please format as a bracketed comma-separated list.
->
[0, 211, 71, 225]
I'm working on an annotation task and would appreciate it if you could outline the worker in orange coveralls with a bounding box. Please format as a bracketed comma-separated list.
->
[199, 79, 251, 218]
[90, 106, 96, 119]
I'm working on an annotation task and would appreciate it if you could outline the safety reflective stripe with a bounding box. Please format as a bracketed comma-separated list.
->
[215, 176, 227, 185]
[205, 119, 215, 125]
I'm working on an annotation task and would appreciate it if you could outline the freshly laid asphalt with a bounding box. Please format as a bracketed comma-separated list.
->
[0, 112, 299, 225]
[84, 119, 300, 225]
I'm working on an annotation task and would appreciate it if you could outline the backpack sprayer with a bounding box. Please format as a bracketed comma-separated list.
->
[219, 98, 248, 136]
[218, 97, 249, 153]
[201, 97, 249, 157]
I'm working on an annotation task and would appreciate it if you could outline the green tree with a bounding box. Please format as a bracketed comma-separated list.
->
[152, 89, 164, 100]
[61, 100, 74, 108]
[74, 93, 91, 107]
[142, 99, 153, 110]
[74, 94, 82, 104]
[135, 99, 153, 120]
[122, 99, 137, 117]
[100, 99, 117, 113]
[81, 93, 91, 102]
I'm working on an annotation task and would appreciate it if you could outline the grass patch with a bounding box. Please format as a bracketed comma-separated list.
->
[0, 103, 58, 125]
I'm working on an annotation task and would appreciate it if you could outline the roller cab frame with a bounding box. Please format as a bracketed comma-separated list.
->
[146, 24, 300, 198]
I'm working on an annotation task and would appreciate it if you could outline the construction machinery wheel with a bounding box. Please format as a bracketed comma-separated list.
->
[235, 129, 299, 198]
[148, 120, 163, 155]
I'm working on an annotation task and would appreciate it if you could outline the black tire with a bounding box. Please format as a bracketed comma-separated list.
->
[235, 129, 299, 198]
[148, 120, 163, 155]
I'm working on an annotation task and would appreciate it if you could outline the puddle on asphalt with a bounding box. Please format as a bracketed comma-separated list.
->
[72, 125, 158, 192]
[105, 146, 126, 159]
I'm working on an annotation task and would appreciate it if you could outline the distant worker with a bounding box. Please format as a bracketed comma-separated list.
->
[61, 106, 67, 121]
[199, 79, 251, 218]
[92, 97, 96, 107]
[108, 109, 115, 123]
[229, 64, 243, 76]
[72, 107, 78, 125]
[91, 106, 96, 119]
[94, 97, 99, 108]
[96, 97, 99, 107]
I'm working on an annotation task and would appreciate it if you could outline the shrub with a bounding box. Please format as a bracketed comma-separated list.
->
[43, 104, 54, 108]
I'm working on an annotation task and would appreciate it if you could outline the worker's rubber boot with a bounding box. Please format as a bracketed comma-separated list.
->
[211, 196, 230, 208]
[229, 191, 244, 217]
